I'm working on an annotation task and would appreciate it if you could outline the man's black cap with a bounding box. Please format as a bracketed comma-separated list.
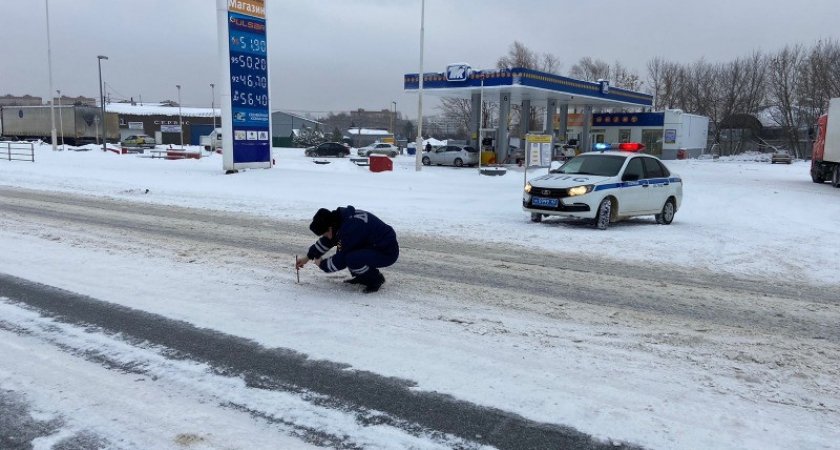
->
[309, 208, 334, 235]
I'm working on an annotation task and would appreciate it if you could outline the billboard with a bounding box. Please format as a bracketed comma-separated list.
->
[218, 0, 271, 171]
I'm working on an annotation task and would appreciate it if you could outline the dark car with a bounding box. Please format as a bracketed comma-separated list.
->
[305, 142, 350, 158]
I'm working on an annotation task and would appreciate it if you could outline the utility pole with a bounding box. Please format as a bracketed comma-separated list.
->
[211, 83, 217, 152]
[176, 85, 184, 149]
[97, 55, 108, 152]
[45, 0, 57, 151]
[57, 89, 65, 150]
[210, 84, 216, 127]
[415, 0, 425, 171]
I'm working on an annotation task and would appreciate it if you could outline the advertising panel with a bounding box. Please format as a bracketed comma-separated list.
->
[219, 0, 271, 171]
[526, 134, 552, 167]
[161, 124, 181, 133]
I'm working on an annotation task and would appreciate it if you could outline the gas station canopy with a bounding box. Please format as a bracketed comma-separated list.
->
[404, 66, 652, 108]
[403, 64, 654, 163]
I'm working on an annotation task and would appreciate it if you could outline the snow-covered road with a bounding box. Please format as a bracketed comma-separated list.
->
[2, 185, 838, 449]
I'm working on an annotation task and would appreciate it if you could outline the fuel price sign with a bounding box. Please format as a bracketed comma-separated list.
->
[224, 0, 271, 168]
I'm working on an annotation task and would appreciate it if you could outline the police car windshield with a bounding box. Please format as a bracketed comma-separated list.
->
[555, 154, 626, 177]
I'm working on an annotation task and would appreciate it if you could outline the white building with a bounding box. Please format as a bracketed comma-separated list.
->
[561, 110, 709, 159]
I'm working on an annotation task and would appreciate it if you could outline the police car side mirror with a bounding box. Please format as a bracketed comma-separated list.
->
[549, 161, 562, 172]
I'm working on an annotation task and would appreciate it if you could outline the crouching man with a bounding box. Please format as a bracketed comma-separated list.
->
[296, 206, 399, 293]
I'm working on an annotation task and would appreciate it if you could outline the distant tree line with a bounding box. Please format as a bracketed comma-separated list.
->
[438, 39, 840, 156]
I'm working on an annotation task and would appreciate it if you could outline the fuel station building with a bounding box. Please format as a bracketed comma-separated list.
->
[404, 64, 709, 160]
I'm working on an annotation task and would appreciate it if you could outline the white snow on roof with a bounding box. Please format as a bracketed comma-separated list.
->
[347, 128, 391, 135]
[274, 110, 323, 125]
[106, 103, 220, 118]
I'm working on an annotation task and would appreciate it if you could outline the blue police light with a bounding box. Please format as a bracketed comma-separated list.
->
[594, 143, 611, 151]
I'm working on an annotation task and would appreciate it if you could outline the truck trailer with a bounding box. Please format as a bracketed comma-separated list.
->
[810, 98, 840, 187]
[0, 105, 119, 146]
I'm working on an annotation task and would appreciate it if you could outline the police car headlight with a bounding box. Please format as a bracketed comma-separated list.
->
[567, 185, 594, 196]
[524, 182, 532, 194]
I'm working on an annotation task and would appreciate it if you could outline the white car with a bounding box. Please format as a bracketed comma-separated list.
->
[523, 147, 683, 229]
[357, 143, 399, 157]
[421, 144, 479, 167]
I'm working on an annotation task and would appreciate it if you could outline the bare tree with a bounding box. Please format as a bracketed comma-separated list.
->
[810, 39, 840, 100]
[708, 52, 767, 148]
[494, 41, 560, 133]
[646, 57, 683, 110]
[438, 98, 472, 137]
[569, 57, 611, 81]
[496, 41, 538, 70]
[739, 51, 767, 114]
[803, 39, 840, 113]
[767, 45, 808, 156]
[539, 53, 562, 74]
[673, 59, 715, 118]
[610, 61, 643, 91]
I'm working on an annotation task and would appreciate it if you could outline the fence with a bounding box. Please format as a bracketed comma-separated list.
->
[1, 142, 35, 162]
[710, 138, 811, 158]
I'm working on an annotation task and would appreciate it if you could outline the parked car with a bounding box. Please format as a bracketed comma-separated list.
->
[421, 144, 479, 167]
[523, 146, 683, 230]
[304, 142, 350, 158]
[357, 143, 399, 157]
[771, 149, 793, 164]
[200, 128, 223, 151]
[122, 134, 156, 148]
[508, 145, 525, 164]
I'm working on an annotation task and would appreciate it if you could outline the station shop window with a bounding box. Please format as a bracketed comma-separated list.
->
[619, 129, 631, 143]
[642, 129, 663, 156]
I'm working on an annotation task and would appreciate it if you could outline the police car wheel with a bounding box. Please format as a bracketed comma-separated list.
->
[454, 158, 464, 167]
[656, 198, 676, 225]
[422, 156, 431, 165]
[530, 213, 543, 223]
[595, 198, 612, 230]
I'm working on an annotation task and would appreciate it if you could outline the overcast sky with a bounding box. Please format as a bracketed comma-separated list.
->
[2, 0, 840, 119]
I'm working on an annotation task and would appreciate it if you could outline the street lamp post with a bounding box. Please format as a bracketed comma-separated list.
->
[415, 0, 425, 171]
[45, 0, 57, 151]
[97, 55, 108, 152]
[56, 89, 65, 150]
[176, 85, 184, 149]
[210, 83, 217, 151]
[391, 101, 397, 135]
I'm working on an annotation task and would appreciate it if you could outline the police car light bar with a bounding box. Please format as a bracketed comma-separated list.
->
[592, 142, 646, 152]
[617, 142, 645, 151]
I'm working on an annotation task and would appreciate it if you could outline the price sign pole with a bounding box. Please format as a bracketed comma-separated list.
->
[217, 0, 271, 173]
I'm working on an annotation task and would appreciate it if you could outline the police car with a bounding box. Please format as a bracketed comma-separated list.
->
[523, 143, 682, 230]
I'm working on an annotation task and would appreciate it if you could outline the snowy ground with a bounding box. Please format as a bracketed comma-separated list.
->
[1, 143, 839, 449]
[2, 143, 838, 285]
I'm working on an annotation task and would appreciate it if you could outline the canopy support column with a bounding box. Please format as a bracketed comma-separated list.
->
[497, 91, 510, 163]
[470, 92, 481, 147]
[581, 105, 593, 153]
